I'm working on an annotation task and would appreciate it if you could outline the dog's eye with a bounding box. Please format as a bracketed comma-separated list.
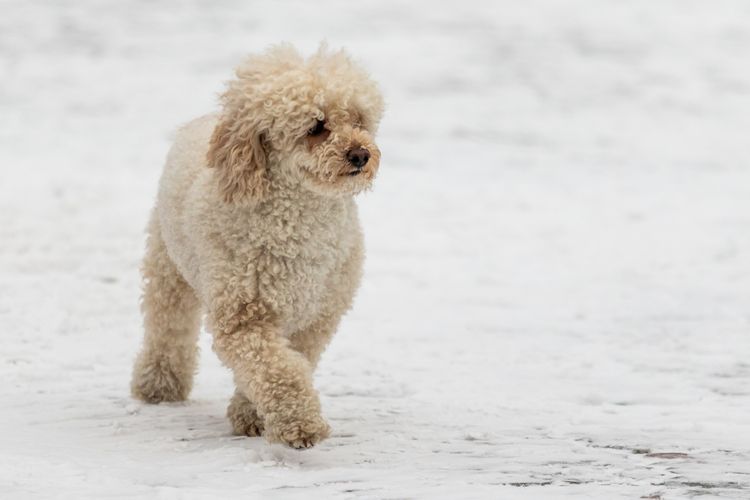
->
[308, 119, 327, 137]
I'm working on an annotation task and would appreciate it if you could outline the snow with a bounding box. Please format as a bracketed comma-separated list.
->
[2, 1, 750, 498]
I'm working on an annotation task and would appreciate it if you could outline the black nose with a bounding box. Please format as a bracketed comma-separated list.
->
[346, 147, 370, 169]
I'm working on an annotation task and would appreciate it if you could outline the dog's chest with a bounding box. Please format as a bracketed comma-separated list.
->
[257, 250, 335, 334]
[253, 204, 354, 334]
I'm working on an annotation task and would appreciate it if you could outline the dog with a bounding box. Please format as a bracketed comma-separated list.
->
[130, 44, 383, 449]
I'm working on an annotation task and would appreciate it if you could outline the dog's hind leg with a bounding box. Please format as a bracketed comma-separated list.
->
[131, 216, 201, 403]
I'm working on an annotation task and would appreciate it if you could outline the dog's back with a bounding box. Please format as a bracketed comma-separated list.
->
[153, 114, 218, 295]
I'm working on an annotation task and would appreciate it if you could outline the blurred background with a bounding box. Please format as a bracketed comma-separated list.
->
[1, 1, 749, 498]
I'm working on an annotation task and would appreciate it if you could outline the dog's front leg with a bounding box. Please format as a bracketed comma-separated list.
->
[209, 300, 330, 449]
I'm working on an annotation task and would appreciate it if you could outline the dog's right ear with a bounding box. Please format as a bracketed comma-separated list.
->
[206, 112, 270, 204]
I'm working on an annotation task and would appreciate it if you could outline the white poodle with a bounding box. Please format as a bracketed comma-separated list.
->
[130, 44, 383, 449]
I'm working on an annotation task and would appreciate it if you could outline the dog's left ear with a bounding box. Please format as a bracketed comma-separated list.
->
[206, 112, 270, 204]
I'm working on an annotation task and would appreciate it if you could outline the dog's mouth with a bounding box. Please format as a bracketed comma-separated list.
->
[299, 160, 375, 193]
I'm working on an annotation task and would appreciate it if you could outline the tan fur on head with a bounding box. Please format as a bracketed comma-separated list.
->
[207, 106, 271, 204]
[207, 43, 384, 203]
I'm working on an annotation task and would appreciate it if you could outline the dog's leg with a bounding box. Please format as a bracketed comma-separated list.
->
[210, 301, 330, 449]
[224, 310, 342, 440]
[131, 218, 201, 403]
[289, 241, 363, 369]
[226, 388, 264, 437]
[288, 314, 342, 370]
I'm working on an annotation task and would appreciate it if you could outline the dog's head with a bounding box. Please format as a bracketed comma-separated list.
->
[207, 44, 384, 204]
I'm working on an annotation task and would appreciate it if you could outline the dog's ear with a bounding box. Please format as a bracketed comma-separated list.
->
[206, 112, 270, 204]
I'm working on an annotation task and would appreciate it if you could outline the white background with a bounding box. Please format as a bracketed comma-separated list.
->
[1, 1, 749, 498]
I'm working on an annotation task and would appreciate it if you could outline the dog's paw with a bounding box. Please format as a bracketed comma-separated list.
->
[265, 414, 331, 449]
[130, 357, 191, 403]
[227, 393, 265, 437]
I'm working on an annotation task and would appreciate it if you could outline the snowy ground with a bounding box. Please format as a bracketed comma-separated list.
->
[2, 1, 750, 498]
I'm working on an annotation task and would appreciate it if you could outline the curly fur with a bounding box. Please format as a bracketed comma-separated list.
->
[130, 44, 384, 449]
